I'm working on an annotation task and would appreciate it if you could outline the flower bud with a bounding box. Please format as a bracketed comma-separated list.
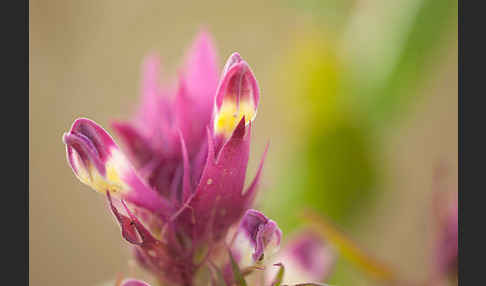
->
[213, 52, 260, 138]
[231, 209, 282, 268]
[63, 118, 131, 195]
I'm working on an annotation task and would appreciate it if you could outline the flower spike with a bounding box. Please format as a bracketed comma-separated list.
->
[62, 32, 281, 286]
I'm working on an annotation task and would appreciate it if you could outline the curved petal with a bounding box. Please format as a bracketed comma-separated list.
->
[63, 118, 170, 216]
[213, 53, 260, 139]
[231, 209, 282, 267]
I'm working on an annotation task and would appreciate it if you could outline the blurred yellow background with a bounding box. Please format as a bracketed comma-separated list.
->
[30, 0, 457, 285]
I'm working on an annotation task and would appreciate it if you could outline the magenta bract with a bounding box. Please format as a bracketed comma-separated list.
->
[63, 31, 272, 286]
[63, 31, 332, 286]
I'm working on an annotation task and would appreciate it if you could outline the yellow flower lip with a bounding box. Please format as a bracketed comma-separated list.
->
[64, 118, 131, 195]
[213, 53, 260, 137]
[214, 99, 256, 137]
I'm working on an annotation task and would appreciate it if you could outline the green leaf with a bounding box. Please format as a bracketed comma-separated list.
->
[213, 265, 229, 286]
[263, 116, 379, 231]
[301, 210, 397, 282]
[271, 263, 285, 286]
[228, 250, 248, 286]
[350, 0, 458, 127]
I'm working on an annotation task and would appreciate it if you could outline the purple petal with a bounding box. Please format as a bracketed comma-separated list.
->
[64, 118, 114, 176]
[63, 118, 170, 217]
[222, 52, 242, 75]
[63, 118, 130, 193]
[215, 53, 259, 110]
[232, 209, 282, 267]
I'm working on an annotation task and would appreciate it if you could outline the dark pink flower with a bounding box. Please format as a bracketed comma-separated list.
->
[63, 31, 331, 286]
[63, 31, 267, 286]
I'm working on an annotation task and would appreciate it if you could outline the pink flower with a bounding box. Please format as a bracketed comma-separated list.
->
[63, 31, 331, 286]
[63, 31, 267, 285]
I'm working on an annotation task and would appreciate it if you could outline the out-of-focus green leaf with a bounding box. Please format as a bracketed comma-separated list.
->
[325, 256, 361, 286]
[263, 32, 379, 229]
[347, 0, 457, 127]
[270, 263, 285, 286]
[228, 250, 248, 286]
[264, 121, 377, 231]
[303, 117, 377, 225]
[212, 264, 229, 286]
[301, 210, 397, 282]
[284, 0, 356, 30]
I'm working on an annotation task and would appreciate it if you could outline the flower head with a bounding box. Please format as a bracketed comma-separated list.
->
[63, 31, 329, 286]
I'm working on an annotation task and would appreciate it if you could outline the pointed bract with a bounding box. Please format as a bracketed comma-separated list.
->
[183, 29, 219, 104]
[178, 118, 252, 243]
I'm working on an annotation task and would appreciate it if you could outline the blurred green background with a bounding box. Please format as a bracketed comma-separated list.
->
[30, 0, 457, 285]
